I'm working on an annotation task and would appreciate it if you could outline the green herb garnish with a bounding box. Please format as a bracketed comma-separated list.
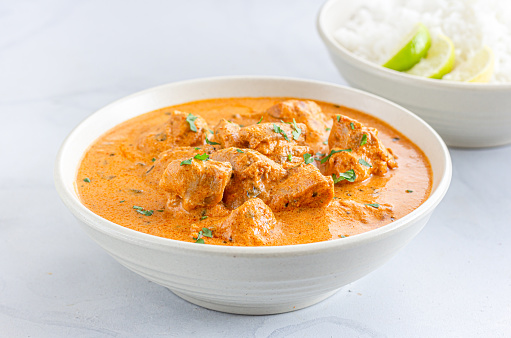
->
[273, 124, 290, 141]
[133, 206, 154, 216]
[200, 215, 208, 220]
[119, 200, 125, 203]
[332, 169, 356, 183]
[303, 153, 314, 164]
[201, 227, 212, 237]
[180, 158, 193, 166]
[236, 149, 244, 153]
[257, 116, 263, 124]
[194, 153, 210, 161]
[320, 148, 352, 164]
[325, 127, 331, 131]
[292, 118, 302, 140]
[406, 190, 413, 193]
[287, 153, 293, 162]
[151, 158, 156, 162]
[194, 227, 212, 243]
[83, 178, 91, 183]
[358, 158, 372, 167]
[360, 134, 368, 146]
[365, 203, 380, 208]
[336, 115, 341, 122]
[205, 134, 220, 145]
[350, 122, 355, 130]
[186, 113, 199, 132]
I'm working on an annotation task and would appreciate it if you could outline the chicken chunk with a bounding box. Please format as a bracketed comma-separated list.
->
[144, 145, 221, 186]
[266, 100, 331, 152]
[210, 148, 287, 209]
[191, 198, 279, 246]
[212, 121, 311, 168]
[325, 115, 397, 183]
[268, 163, 334, 211]
[159, 158, 232, 211]
[211, 119, 242, 148]
[137, 110, 209, 153]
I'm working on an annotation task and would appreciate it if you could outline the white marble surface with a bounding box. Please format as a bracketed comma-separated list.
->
[1, 0, 510, 336]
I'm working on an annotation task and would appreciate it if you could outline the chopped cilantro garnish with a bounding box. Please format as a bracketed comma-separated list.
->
[365, 203, 380, 208]
[332, 169, 356, 183]
[320, 148, 352, 164]
[273, 124, 290, 141]
[151, 158, 156, 162]
[350, 122, 355, 130]
[205, 134, 220, 145]
[194, 153, 209, 161]
[360, 134, 368, 146]
[200, 215, 208, 220]
[406, 190, 413, 193]
[303, 153, 314, 164]
[336, 115, 341, 122]
[186, 113, 199, 132]
[194, 147, 200, 150]
[119, 200, 125, 203]
[133, 205, 154, 216]
[358, 158, 372, 167]
[180, 158, 193, 166]
[236, 148, 244, 153]
[257, 116, 263, 124]
[201, 227, 212, 237]
[325, 127, 331, 131]
[292, 118, 302, 140]
[323, 141, 328, 145]
[287, 153, 293, 162]
[83, 178, 91, 183]
[194, 227, 212, 243]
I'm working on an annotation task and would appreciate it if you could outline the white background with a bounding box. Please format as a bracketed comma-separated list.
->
[1, 0, 510, 336]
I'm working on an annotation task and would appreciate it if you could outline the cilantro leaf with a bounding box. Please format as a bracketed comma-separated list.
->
[358, 158, 372, 167]
[194, 153, 209, 161]
[332, 169, 356, 183]
[320, 148, 352, 164]
[205, 134, 220, 145]
[292, 118, 302, 140]
[303, 153, 314, 164]
[360, 134, 368, 146]
[257, 116, 263, 124]
[180, 158, 193, 165]
[186, 113, 199, 132]
[201, 227, 212, 237]
[365, 203, 380, 208]
[272, 124, 290, 141]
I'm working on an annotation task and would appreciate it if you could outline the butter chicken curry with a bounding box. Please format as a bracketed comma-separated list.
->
[77, 98, 432, 246]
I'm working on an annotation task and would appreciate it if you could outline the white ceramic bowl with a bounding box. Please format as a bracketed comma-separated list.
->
[55, 76, 451, 315]
[317, 0, 511, 148]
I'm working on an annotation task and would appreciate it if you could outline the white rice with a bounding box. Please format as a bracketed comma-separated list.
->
[333, 0, 511, 83]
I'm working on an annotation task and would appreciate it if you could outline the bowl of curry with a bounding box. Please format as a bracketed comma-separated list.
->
[55, 76, 451, 315]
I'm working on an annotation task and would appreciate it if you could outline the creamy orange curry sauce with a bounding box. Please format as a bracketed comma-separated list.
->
[77, 98, 432, 246]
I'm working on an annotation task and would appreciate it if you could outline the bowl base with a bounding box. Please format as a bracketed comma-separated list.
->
[171, 289, 340, 315]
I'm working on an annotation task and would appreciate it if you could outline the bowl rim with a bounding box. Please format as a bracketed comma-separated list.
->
[317, 0, 511, 91]
[54, 75, 452, 257]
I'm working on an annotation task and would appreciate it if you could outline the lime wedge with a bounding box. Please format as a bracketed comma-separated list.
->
[445, 46, 494, 83]
[406, 34, 455, 79]
[382, 23, 431, 71]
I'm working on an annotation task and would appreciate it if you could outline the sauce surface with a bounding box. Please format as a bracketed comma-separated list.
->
[77, 97, 432, 246]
